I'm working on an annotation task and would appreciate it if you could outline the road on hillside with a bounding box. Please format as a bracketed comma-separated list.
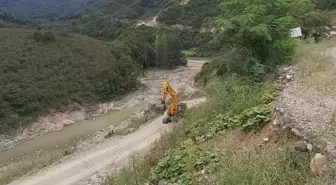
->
[8, 98, 205, 185]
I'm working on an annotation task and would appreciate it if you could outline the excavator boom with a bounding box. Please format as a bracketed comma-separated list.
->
[161, 81, 178, 116]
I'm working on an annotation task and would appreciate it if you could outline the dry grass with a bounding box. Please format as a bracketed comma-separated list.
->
[0, 145, 75, 185]
[295, 38, 336, 97]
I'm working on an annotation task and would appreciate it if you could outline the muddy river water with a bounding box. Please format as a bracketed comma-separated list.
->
[0, 104, 145, 164]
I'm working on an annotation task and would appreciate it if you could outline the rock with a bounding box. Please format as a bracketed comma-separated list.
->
[325, 26, 331, 30]
[158, 180, 173, 185]
[263, 138, 269, 142]
[310, 153, 328, 174]
[125, 128, 137, 134]
[291, 128, 304, 138]
[331, 31, 336, 36]
[286, 74, 293, 80]
[104, 130, 114, 139]
[293, 140, 308, 152]
[307, 143, 313, 152]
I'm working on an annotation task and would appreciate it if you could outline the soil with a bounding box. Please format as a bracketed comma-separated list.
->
[275, 46, 336, 160]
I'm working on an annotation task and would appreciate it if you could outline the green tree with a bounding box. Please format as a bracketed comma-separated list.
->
[155, 33, 168, 68]
[214, 0, 325, 78]
[167, 33, 187, 67]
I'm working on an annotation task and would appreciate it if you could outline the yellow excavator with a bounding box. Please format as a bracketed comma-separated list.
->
[155, 81, 187, 124]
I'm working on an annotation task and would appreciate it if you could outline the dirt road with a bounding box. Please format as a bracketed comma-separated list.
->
[8, 98, 205, 185]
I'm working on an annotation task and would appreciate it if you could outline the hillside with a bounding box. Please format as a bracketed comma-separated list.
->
[157, 0, 220, 28]
[0, 0, 102, 21]
[0, 28, 139, 133]
[42, 0, 173, 41]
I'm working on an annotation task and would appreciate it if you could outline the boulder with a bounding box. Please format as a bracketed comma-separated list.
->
[293, 140, 308, 152]
[310, 153, 328, 174]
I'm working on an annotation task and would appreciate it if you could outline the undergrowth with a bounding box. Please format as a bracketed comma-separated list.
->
[104, 76, 327, 185]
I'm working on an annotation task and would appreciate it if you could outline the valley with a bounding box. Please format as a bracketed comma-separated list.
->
[1, 0, 336, 185]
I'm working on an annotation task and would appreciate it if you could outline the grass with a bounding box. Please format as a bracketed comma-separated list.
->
[213, 131, 328, 185]
[182, 50, 199, 57]
[0, 145, 75, 185]
[104, 123, 186, 185]
[295, 37, 336, 97]
[102, 74, 329, 185]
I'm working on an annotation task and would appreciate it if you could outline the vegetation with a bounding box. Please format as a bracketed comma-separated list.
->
[0, 0, 102, 21]
[111, 25, 187, 70]
[315, 0, 336, 10]
[104, 0, 331, 184]
[157, 0, 220, 28]
[42, 0, 174, 41]
[0, 28, 139, 133]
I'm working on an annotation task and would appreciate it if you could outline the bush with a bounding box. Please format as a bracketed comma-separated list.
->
[33, 31, 56, 43]
[213, 0, 325, 79]
[43, 31, 56, 43]
[33, 31, 43, 42]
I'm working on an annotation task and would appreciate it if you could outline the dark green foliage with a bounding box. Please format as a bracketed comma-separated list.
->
[210, 0, 325, 80]
[0, 10, 29, 25]
[42, 0, 173, 41]
[314, 0, 336, 10]
[33, 31, 44, 42]
[111, 25, 187, 70]
[0, 0, 103, 21]
[151, 141, 221, 184]
[140, 0, 172, 8]
[155, 33, 169, 67]
[0, 28, 139, 133]
[33, 31, 56, 43]
[43, 31, 56, 42]
[157, 0, 220, 28]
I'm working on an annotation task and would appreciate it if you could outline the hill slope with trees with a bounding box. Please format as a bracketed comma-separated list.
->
[0, 28, 139, 133]
[0, 0, 102, 21]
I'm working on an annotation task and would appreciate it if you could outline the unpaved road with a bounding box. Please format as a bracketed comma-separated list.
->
[8, 98, 205, 185]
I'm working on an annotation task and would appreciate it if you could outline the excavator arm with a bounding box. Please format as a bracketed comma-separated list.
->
[161, 81, 178, 116]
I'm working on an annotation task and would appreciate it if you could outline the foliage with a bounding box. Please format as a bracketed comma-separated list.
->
[42, 0, 173, 41]
[0, 0, 103, 21]
[157, 0, 220, 28]
[111, 25, 187, 70]
[0, 28, 139, 132]
[0, 10, 30, 25]
[151, 140, 221, 185]
[33, 31, 56, 43]
[189, 104, 271, 142]
[314, 0, 336, 10]
[213, 0, 326, 79]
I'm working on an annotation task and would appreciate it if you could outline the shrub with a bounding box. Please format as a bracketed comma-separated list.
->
[43, 31, 56, 43]
[213, 0, 325, 79]
[33, 31, 43, 42]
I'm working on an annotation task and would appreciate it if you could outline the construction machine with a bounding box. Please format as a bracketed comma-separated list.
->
[155, 81, 187, 124]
